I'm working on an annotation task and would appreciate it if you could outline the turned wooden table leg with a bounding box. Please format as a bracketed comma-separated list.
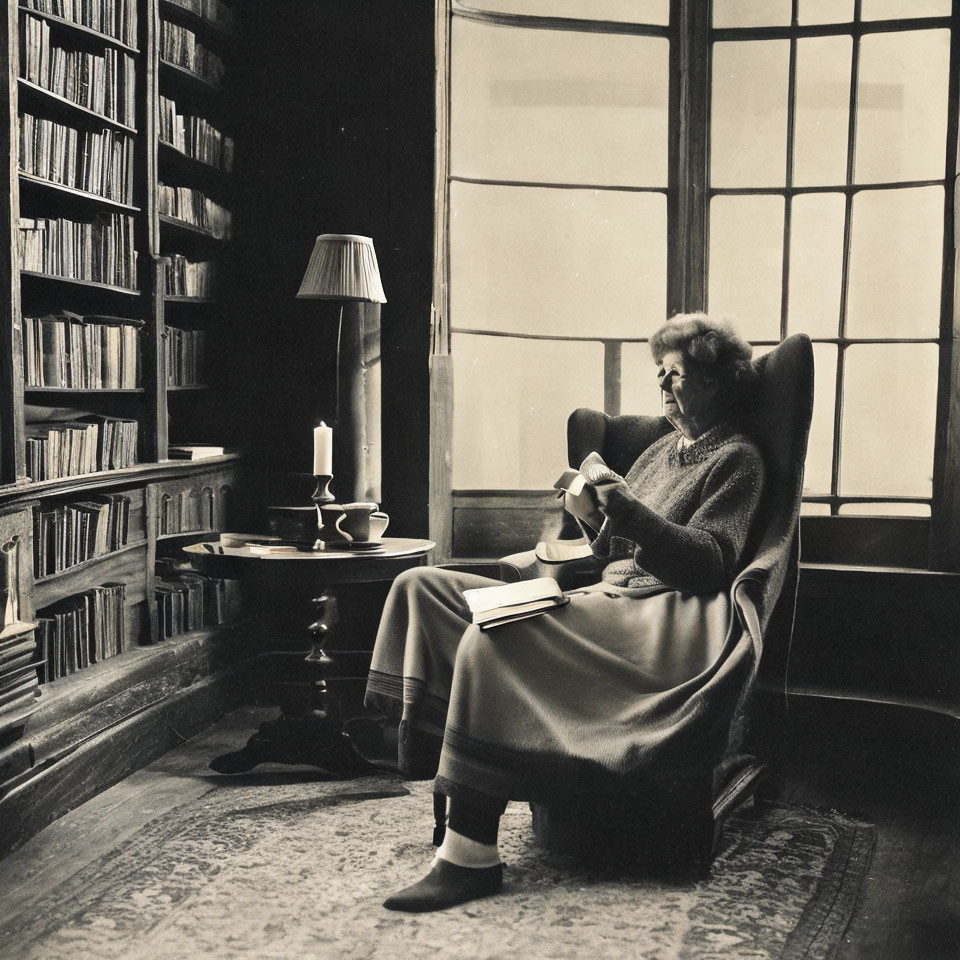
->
[209, 588, 373, 775]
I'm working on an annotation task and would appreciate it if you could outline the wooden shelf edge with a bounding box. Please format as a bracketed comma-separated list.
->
[34, 540, 149, 586]
[24, 387, 144, 394]
[158, 213, 229, 241]
[20, 271, 140, 295]
[158, 0, 236, 43]
[18, 172, 139, 212]
[159, 58, 222, 92]
[17, 80, 137, 133]
[158, 140, 232, 177]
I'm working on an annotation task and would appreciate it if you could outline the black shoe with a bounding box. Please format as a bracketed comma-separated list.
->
[382, 858, 503, 913]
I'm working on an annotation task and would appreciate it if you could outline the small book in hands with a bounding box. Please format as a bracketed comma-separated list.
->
[463, 577, 569, 631]
[554, 450, 617, 534]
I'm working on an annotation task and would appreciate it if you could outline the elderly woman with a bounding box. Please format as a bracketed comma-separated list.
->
[365, 313, 765, 912]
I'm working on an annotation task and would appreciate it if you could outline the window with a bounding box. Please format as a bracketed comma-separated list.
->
[433, 0, 959, 567]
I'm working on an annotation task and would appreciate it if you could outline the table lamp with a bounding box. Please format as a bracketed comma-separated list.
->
[297, 234, 386, 505]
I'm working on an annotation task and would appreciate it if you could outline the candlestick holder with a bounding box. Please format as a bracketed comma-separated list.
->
[312, 475, 348, 550]
[311, 474, 336, 506]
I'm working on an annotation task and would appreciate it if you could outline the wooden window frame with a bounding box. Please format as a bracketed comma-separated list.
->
[431, 0, 960, 571]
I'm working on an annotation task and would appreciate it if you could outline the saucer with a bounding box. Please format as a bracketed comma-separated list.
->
[340, 540, 385, 551]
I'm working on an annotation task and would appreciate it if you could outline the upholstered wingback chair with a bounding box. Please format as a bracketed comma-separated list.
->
[499, 333, 815, 877]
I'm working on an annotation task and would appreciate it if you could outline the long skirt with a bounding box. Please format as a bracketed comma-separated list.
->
[364, 566, 754, 808]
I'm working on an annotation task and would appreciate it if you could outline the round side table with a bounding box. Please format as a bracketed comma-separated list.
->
[183, 535, 434, 775]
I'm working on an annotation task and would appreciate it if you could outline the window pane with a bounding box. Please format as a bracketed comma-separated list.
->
[798, 0, 854, 23]
[838, 502, 930, 517]
[801, 502, 832, 516]
[452, 334, 604, 488]
[621, 342, 667, 417]
[860, 0, 950, 18]
[451, 19, 669, 186]
[846, 187, 943, 339]
[803, 343, 838, 497]
[787, 194, 845, 338]
[711, 41, 789, 187]
[452, 0, 669, 23]
[854, 30, 950, 185]
[708, 194, 784, 342]
[793, 36, 851, 187]
[450, 182, 667, 338]
[839, 343, 938, 497]
[713, 0, 791, 27]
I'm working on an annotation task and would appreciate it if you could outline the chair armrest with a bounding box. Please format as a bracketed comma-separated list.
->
[499, 545, 603, 590]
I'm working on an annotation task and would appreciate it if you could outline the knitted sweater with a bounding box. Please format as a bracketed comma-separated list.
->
[585, 421, 765, 594]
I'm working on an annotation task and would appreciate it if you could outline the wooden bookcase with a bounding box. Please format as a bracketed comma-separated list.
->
[0, 0, 251, 855]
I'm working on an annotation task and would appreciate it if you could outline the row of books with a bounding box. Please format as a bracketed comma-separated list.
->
[163, 253, 216, 297]
[159, 95, 233, 171]
[0, 624, 42, 736]
[33, 492, 131, 578]
[21, 14, 136, 127]
[19, 0, 138, 46]
[25, 414, 138, 481]
[155, 568, 239, 642]
[18, 213, 137, 289]
[23, 312, 141, 390]
[158, 184, 231, 239]
[160, 20, 224, 86]
[158, 485, 220, 535]
[20, 113, 134, 204]
[166, 325, 204, 386]
[164, 0, 234, 31]
[34, 581, 126, 682]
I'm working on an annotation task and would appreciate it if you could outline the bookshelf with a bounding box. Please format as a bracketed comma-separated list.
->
[0, 0, 249, 855]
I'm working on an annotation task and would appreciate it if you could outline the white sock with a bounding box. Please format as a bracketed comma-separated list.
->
[435, 827, 501, 869]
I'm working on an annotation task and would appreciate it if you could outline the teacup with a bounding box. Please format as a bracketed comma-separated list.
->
[336, 502, 390, 543]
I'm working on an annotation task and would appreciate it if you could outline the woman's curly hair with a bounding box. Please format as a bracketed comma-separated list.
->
[649, 312, 758, 412]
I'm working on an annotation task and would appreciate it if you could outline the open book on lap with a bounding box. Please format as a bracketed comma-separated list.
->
[463, 577, 568, 630]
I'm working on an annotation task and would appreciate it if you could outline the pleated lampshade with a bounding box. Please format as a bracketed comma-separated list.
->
[296, 234, 387, 303]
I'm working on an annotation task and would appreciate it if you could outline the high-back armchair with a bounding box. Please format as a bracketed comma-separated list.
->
[503, 333, 815, 876]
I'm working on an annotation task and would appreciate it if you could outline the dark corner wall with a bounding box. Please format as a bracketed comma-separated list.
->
[219, 0, 436, 537]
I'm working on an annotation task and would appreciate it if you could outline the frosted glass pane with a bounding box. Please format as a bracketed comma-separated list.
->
[798, 0, 854, 23]
[450, 181, 667, 338]
[803, 343, 837, 497]
[620, 342, 667, 417]
[711, 41, 789, 187]
[860, 0, 950, 18]
[708, 195, 784, 342]
[452, 334, 604, 488]
[787, 194, 845, 338]
[801, 502, 832, 516]
[452, 0, 669, 23]
[839, 344, 938, 497]
[846, 187, 943, 339]
[713, 0, 791, 27]
[451, 19, 669, 186]
[838, 502, 930, 517]
[854, 30, 950, 185]
[793, 36, 851, 187]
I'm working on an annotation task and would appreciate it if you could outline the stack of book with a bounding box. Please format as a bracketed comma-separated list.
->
[20, 15, 136, 126]
[25, 414, 138, 481]
[165, 0, 235, 30]
[159, 21, 224, 85]
[20, 114, 134, 204]
[463, 577, 569, 630]
[33, 493, 131, 577]
[158, 184, 231, 238]
[20, 0, 138, 47]
[163, 254, 216, 297]
[18, 213, 138, 288]
[155, 568, 240, 641]
[165, 326, 204, 385]
[0, 622, 42, 735]
[22, 313, 141, 389]
[34, 581, 126, 682]
[159, 96, 234, 171]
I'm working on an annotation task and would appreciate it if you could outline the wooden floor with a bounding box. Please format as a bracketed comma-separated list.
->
[0, 699, 957, 960]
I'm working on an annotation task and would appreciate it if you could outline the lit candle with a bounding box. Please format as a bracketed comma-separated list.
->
[313, 422, 333, 475]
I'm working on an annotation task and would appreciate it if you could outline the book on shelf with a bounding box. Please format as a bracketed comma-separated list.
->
[463, 577, 568, 630]
[165, 326, 205, 385]
[159, 20, 224, 85]
[167, 443, 223, 460]
[20, 0, 139, 48]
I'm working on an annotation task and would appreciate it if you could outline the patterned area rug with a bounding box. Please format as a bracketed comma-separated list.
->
[0, 776, 873, 960]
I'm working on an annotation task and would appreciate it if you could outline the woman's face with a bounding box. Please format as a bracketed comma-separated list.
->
[656, 349, 720, 439]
